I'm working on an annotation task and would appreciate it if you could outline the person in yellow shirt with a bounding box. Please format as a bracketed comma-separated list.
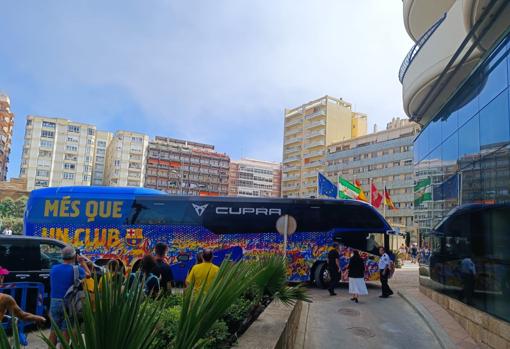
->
[185, 249, 219, 293]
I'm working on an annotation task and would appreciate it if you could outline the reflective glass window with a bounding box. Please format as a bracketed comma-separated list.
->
[456, 79, 479, 127]
[441, 108, 458, 143]
[478, 42, 509, 109]
[428, 117, 442, 153]
[479, 89, 509, 148]
[458, 114, 480, 160]
[442, 133, 459, 172]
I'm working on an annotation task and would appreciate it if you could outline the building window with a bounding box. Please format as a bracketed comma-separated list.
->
[63, 163, 76, 170]
[35, 179, 49, 187]
[97, 141, 107, 147]
[36, 169, 50, 177]
[65, 145, 78, 152]
[63, 172, 75, 180]
[40, 140, 54, 148]
[68, 125, 80, 133]
[42, 121, 55, 129]
[87, 128, 95, 136]
[64, 154, 77, 161]
[39, 150, 52, 158]
[41, 130, 55, 138]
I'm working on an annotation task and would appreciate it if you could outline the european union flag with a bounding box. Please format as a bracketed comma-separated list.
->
[318, 172, 338, 198]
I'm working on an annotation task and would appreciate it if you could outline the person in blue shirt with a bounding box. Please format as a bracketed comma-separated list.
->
[48, 246, 90, 347]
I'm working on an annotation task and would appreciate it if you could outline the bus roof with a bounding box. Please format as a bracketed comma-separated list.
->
[29, 186, 168, 198]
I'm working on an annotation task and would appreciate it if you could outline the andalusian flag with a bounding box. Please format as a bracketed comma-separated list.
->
[338, 177, 362, 200]
[414, 177, 432, 206]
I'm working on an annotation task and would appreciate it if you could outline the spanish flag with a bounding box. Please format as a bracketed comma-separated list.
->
[354, 180, 368, 202]
[384, 186, 397, 210]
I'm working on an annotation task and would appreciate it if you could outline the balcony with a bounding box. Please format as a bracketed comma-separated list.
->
[283, 165, 300, 172]
[302, 181, 316, 188]
[284, 136, 302, 146]
[403, 0, 455, 41]
[302, 171, 316, 179]
[283, 173, 300, 181]
[285, 108, 302, 118]
[285, 117, 303, 128]
[304, 109, 326, 120]
[303, 149, 324, 159]
[304, 160, 323, 169]
[284, 145, 301, 154]
[304, 140, 325, 149]
[305, 120, 326, 129]
[285, 127, 301, 137]
[400, 0, 510, 124]
[305, 129, 326, 139]
[282, 183, 300, 190]
[283, 155, 301, 164]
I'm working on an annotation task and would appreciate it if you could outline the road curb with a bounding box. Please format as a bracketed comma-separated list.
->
[398, 290, 456, 349]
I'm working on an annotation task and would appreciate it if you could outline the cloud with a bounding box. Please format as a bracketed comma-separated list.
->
[0, 0, 413, 177]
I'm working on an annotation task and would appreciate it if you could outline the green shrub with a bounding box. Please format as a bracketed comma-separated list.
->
[221, 297, 254, 334]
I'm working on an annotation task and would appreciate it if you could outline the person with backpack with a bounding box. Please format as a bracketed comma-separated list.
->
[129, 255, 160, 297]
[48, 246, 90, 347]
[153, 243, 174, 294]
[378, 247, 394, 298]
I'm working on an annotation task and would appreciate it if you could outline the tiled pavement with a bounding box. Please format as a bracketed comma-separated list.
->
[394, 262, 480, 349]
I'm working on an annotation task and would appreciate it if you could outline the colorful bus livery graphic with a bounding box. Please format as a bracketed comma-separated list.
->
[25, 186, 395, 285]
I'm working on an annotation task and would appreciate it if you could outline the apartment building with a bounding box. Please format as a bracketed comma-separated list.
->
[282, 95, 367, 198]
[103, 131, 148, 187]
[144, 136, 229, 196]
[91, 131, 113, 185]
[0, 94, 14, 181]
[325, 117, 420, 239]
[399, 0, 510, 343]
[228, 158, 281, 197]
[20, 116, 96, 190]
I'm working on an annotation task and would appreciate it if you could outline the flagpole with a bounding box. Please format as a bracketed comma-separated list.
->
[369, 178, 372, 206]
[316, 172, 320, 199]
[383, 182, 386, 219]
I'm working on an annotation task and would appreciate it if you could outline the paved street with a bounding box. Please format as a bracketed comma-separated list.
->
[295, 263, 442, 349]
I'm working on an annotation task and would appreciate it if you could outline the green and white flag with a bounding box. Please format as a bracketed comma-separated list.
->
[338, 177, 360, 199]
[414, 177, 432, 206]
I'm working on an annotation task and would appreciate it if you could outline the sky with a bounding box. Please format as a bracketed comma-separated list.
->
[0, 0, 413, 179]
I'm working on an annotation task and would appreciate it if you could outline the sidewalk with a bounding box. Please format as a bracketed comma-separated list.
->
[393, 262, 480, 349]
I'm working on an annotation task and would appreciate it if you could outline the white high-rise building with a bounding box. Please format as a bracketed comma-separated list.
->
[91, 130, 113, 185]
[103, 131, 149, 187]
[20, 116, 96, 190]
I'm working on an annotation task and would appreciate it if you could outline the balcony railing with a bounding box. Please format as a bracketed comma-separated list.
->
[284, 145, 301, 154]
[305, 120, 326, 129]
[283, 155, 301, 163]
[283, 173, 300, 180]
[283, 165, 300, 172]
[285, 118, 302, 127]
[284, 137, 302, 146]
[305, 129, 326, 138]
[303, 149, 324, 159]
[304, 140, 325, 149]
[304, 161, 323, 168]
[304, 109, 326, 120]
[398, 12, 447, 83]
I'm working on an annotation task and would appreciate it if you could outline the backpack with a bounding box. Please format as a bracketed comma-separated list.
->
[129, 272, 160, 295]
[63, 265, 85, 319]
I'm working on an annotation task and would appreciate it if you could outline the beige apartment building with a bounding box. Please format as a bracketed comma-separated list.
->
[103, 131, 149, 187]
[20, 116, 97, 190]
[144, 136, 230, 196]
[282, 95, 367, 198]
[0, 94, 14, 181]
[228, 158, 281, 197]
[91, 130, 113, 185]
[325, 117, 420, 239]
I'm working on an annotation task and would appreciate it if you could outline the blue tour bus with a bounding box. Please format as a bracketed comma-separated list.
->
[23, 186, 396, 287]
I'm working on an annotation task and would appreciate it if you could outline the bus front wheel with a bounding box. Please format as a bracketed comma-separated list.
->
[314, 262, 331, 289]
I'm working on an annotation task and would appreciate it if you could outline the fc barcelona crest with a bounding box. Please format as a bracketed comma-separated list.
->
[125, 228, 144, 247]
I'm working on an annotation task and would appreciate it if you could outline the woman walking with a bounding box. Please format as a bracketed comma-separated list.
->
[348, 250, 368, 303]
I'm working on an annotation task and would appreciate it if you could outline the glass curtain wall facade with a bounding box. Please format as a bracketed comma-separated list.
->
[416, 34, 510, 323]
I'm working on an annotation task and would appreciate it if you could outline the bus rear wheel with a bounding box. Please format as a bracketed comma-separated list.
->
[314, 262, 331, 289]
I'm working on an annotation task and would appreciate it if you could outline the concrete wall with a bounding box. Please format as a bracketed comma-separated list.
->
[421, 285, 510, 349]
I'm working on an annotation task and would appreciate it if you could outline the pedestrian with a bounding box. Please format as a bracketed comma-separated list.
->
[0, 267, 46, 323]
[185, 249, 219, 294]
[399, 243, 407, 261]
[460, 256, 476, 305]
[378, 247, 394, 298]
[48, 246, 90, 347]
[153, 242, 174, 293]
[347, 250, 368, 303]
[410, 243, 418, 264]
[327, 242, 341, 296]
[139, 255, 160, 297]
